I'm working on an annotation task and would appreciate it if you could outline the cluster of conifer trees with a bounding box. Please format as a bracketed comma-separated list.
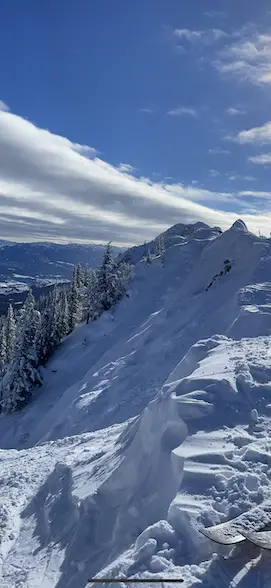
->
[0, 243, 131, 413]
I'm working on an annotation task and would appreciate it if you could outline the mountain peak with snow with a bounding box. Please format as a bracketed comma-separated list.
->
[1, 219, 271, 587]
[231, 218, 248, 232]
[120, 220, 222, 265]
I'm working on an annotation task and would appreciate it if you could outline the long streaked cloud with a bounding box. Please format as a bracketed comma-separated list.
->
[0, 108, 271, 244]
[239, 190, 271, 198]
[174, 28, 227, 45]
[204, 10, 227, 19]
[208, 147, 230, 154]
[226, 107, 246, 116]
[167, 106, 198, 118]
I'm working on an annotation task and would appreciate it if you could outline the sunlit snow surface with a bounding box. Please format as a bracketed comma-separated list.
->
[1, 221, 271, 587]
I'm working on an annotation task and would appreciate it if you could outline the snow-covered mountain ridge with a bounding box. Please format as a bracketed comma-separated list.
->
[1, 220, 271, 587]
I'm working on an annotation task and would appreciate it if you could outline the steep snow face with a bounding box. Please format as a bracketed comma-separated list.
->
[1, 222, 267, 448]
[1, 222, 271, 587]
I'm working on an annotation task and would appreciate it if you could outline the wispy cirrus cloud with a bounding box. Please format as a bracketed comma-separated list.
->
[214, 29, 271, 85]
[204, 10, 227, 19]
[139, 107, 153, 114]
[117, 163, 136, 174]
[172, 23, 271, 89]
[208, 147, 230, 154]
[209, 169, 220, 177]
[226, 107, 246, 116]
[174, 27, 227, 46]
[72, 144, 98, 158]
[167, 105, 198, 118]
[0, 100, 9, 112]
[227, 174, 258, 182]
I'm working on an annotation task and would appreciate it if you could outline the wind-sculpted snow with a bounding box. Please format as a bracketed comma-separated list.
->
[1, 221, 271, 586]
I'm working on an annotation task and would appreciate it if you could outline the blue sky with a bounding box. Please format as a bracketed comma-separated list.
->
[1, 1, 271, 244]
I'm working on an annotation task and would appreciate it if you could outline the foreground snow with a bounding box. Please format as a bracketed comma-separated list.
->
[1, 221, 271, 587]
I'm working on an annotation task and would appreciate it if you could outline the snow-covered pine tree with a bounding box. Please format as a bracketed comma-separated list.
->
[6, 304, 16, 362]
[0, 323, 7, 375]
[49, 286, 62, 350]
[58, 289, 69, 338]
[86, 269, 99, 323]
[98, 242, 118, 313]
[114, 261, 132, 302]
[155, 235, 165, 257]
[36, 304, 51, 364]
[76, 264, 85, 288]
[144, 249, 152, 265]
[156, 235, 165, 265]
[83, 266, 91, 288]
[0, 290, 42, 413]
[68, 265, 81, 332]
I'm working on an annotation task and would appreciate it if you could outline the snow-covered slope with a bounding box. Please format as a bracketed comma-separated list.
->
[119, 221, 222, 265]
[1, 220, 271, 587]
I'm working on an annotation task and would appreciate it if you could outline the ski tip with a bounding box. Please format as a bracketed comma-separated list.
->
[241, 530, 271, 550]
[200, 527, 246, 545]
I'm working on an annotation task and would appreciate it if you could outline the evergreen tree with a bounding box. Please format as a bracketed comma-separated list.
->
[48, 286, 61, 350]
[114, 261, 132, 302]
[0, 324, 7, 375]
[6, 304, 16, 362]
[76, 264, 85, 288]
[58, 289, 69, 338]
[37, 305, 51, 364]
[0, 290, 42, 413]
[155, 235, 164, 256]
[98, 242, 118, 312]
[83, 266, 91, 288]
[68, 265, 81, 331]
[86, 269, 99, 323]
[144, 249, 152, 266]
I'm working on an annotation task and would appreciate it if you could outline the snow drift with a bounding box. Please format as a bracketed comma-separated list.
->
[1, 220, 271, 587]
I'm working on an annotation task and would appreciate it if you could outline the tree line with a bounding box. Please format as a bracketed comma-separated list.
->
[0, 243, 131, 414]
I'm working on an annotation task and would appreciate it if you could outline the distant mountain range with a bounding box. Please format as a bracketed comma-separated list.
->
[0, 241, 124, 283]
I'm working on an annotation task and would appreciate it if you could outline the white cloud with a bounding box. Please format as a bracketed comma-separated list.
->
[239, 190, 271, 198]
[227, 174, 257, 182]
[72, 144, 98, 158]
[174, 29, 203, 43]
[226, 107, 246, 116]
[0, 109, 271, 243]
[214, 30, 271, 85]
[0, 100, 9, 112]
[230, 121, 271, 144]
[209, 169, 220, 177]
[139, 108, 153, 114]
[249, 153, 271, 164]
[167, 106, 198, 118]
[117, 163, 136, 174]
[204, 10, 227, 19]
[208, 147, 230, 154]
[174, 28, 227, 45]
